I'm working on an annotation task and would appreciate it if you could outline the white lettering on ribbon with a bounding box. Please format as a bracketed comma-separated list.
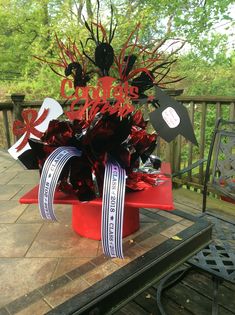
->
[101, 161, 126, 258]
[38, 146, 82, 221]
[162, 107, 180, 128]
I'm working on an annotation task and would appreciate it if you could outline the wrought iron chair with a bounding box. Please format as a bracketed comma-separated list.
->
[202, 118, 235, 212]
[171, 118, 235, 210]
[156, 118, 235, 315]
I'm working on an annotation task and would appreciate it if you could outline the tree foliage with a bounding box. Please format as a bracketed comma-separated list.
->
[172, 33, 235, 96]
[0, 0, 234, 99]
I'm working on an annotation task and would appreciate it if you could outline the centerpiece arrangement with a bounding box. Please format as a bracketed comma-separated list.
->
[8, 3, 197, 258]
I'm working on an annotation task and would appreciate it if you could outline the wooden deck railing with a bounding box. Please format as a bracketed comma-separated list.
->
[0, 94, 234, 189]
[165, 95, 235, 188]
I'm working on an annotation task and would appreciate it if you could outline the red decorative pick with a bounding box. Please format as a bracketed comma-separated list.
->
[13, 108, 49, 151]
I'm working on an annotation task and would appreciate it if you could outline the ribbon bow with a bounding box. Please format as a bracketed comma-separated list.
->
[13, 108, 49, 151]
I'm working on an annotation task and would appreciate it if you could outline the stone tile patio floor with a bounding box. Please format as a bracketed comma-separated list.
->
[0, 150, 196, 315]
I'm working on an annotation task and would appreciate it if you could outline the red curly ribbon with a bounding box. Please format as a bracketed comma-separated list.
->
[13, 108, 49, 151]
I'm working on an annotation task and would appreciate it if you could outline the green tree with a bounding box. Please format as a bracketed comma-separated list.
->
[0, 0, 234, 99]
[173, 35, 235, 96]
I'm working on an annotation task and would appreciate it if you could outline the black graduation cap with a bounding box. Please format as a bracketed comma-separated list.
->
[149, 87, 198, 145]
[17, 149, 39, 170]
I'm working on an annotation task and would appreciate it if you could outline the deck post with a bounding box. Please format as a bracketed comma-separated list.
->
[11, 93, 25, 121]
[11, 94, 25, 141]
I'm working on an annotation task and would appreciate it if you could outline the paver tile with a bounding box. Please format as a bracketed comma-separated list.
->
[124, 222, 156, 241]
[67, 262, 95, 280]
[38, 275, 71, 295]
[139, 213, 155, 223]
[180, 219, 194, 227]
[0, 307, 9, 315]
[160, 223, 187, 238]
[6, 291, 42, 314]
[11, 185, 37, 201]
[157, 210, 183, 222]
[44, 277, 89, 308]
[123, 244, 146, 260]
[82, 260, 119, 285]
[0, 224, 42, 257]
[0, 258, 58, 307]
[52, 257, 91, 280]
[0, 154, 23, 172]
[0, 171, 18, 185]
[17, 204, 72, 224]
[0, 185, 24, 201]
[16, 204, 42, 223]
[13, 299, 51, 315]
[26, 223, 99, 258]
[7, 171, 39, 185]
[139, 234, 168, 249]
[0, 161, 21, 174]
[0, 201, 27, 223]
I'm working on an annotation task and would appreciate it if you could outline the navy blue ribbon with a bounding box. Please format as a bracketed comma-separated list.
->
[38, 147, 126, 258]
[101, 160, 126, 258]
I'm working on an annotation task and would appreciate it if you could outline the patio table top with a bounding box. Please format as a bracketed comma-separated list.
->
[0, 150, 212, 315]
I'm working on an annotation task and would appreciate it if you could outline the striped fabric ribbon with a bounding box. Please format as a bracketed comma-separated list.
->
[38, 147, 126, 258]
[38, 146, 82, 221]
[101, 161, 126, 258]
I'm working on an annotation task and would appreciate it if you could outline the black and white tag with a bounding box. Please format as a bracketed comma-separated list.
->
[38, 146, 82, 221]
[101, 161, 126, 258]
[162, 107, 180, 128]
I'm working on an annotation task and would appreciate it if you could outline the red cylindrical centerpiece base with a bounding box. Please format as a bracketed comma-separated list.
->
[72, 204, 140, 240]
